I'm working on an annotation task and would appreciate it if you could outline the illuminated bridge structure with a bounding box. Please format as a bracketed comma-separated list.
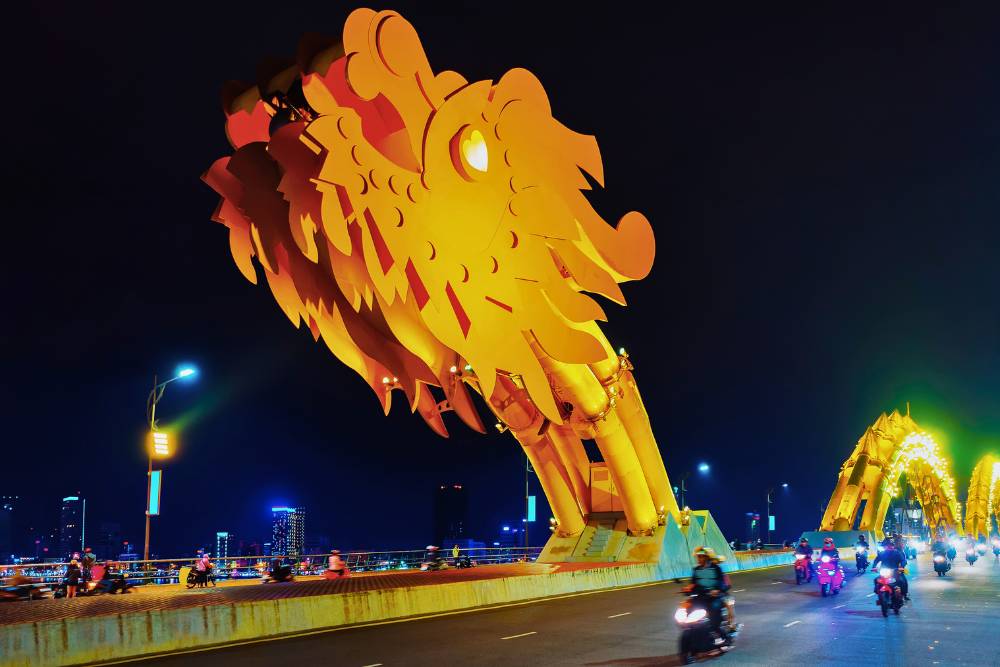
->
[819, 409, 962, 540]
[964, 454, 1000, 540]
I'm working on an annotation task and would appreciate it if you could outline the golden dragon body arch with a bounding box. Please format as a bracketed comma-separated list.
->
[820, 410, 961, 540]
[964, 455, 1000, 540]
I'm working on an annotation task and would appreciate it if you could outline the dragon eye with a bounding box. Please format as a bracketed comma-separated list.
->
[450, 126, 488, 180]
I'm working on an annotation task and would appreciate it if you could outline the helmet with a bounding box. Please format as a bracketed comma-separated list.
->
[693, 546, 716, 560]
[799, 537, 808, 543]
[331, 549, 340, 555]
[823, 537, 834, 545]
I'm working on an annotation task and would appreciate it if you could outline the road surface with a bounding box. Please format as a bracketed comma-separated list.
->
[113, 553, 1000, 666]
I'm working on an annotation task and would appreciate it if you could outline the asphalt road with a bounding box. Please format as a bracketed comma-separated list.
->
[121, 553, 1000, 666]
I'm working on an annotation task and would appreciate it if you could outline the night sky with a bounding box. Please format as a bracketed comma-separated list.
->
[6, 3, 1000, 556]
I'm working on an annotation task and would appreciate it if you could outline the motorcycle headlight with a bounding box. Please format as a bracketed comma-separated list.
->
[795, 554, 805, 560]
[687, 608, 707, 622]
[856, 547, 865, 553]
[877, 546, 885, 552]
[879, 568, 894, 578]
[967, 549, 976, 555]
[934, 555, 944, 562]
[674, 608, 687, 623]
[821, 556, 831, 563]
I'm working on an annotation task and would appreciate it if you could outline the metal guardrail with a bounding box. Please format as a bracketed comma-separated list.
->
[1, 547, 544, 587]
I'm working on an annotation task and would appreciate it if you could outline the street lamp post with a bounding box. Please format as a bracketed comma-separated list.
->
[766, 483, 789, 546]
[143, 367, 196, 562]
[677, 463, 710, 510]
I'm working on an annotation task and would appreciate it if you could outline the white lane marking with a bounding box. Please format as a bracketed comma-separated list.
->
[501, 632, 537, 640]
[784, 620, 801, 628]
[732, 589, 746, 593]
[771, 581, 782, 584]
[607, 612, 632, 619]
[834, 604, 847, 609]
[866, 593, 876, 597]
[362, 664, 383, 667]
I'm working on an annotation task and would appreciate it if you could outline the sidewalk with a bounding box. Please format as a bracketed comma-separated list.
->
[0, 561, 628, 628]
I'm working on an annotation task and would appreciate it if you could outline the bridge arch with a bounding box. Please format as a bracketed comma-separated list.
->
[820, 410, 962, 539]
[964, 455, 1000, 540]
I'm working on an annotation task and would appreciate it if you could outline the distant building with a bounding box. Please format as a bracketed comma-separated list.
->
[494, 523, 523, 548]
[304, 533, 331, 555]
[271, 507, 305, 556]
[216, 532, 233, 561]
[0, 496, 15, 563]
[433, 484, 468, 546]
[263, 542, 272, 557]
[58, 496, 85, 559]
[93, 521, 122, 560]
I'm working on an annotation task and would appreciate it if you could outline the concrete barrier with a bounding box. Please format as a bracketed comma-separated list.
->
[1, 550, 807, 666]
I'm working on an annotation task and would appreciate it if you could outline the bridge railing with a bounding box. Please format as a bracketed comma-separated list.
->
[0, 546, 543, 587]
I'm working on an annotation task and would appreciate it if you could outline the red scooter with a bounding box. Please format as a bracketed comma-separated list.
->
[816, 555, 844, 597]
[794, 554, 813, 585]
[874, 567, 904, 617]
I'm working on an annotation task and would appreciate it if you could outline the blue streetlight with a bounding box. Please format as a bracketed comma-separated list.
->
[143, 363, 200, 562]
[698, 462, 710, 474]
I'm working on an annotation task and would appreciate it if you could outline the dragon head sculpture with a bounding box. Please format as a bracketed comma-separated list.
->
[204, 8, 655, 436]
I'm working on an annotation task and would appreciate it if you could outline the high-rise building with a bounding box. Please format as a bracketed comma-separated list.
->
[58, 496, 85, 559]
[433, 484, 468, 546]
[271, 507, 305, 556]
[0, 496, 16, 563]
[216, 532, 233, 561]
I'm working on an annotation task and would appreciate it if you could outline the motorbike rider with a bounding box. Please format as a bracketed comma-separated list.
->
[689, 546, 731, 642]
[872, 538, 909, 600]
[855, 534, 869, 551]
[795, 537, 814, 557]
[327, 549, 347, 577]
[931, 536, 948, 556]
[819, 537, 840, 563]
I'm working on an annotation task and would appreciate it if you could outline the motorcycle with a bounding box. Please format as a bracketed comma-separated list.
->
[947, 545, 957, 562]
[855, 547, 869, 575]
[263, 560, 294, 583]
[966, 548, 978, 566]
[932, 554, 951, 576]
[874, 567, 904, 617]
[794, 554, 813, 585]
[992, 541, 1000, 562]
[675, 589, 735, 664]
[420, 546, 449, 572]
[816, 555, 844, 597]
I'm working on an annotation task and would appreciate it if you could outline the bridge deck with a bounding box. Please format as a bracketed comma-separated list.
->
[0, 561, 633, 628]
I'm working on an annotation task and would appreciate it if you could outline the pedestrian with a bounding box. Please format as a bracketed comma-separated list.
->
[64, 559, 82, 598]
[81, 547, 96, 587]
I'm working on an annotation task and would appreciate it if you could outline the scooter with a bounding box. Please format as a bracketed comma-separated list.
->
[794, 554, 812, 585]
[675, 589, 735, 664]
[816, 555, 845, 597]
[933, 553, 951, 576]
[966, 548, 978, 566]
[855, 547, 869, 575]
[875, 567, 904, 617]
